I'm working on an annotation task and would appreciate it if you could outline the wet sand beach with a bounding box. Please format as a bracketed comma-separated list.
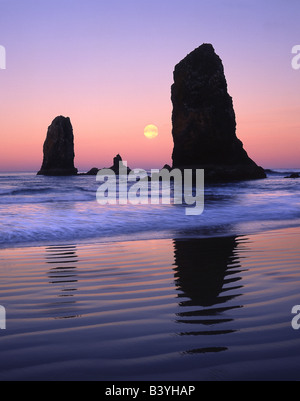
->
[0, 226, 300, 381]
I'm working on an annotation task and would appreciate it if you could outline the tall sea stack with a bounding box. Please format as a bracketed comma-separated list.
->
[171, 43, 266, 181]
[37, 116, 78, 176]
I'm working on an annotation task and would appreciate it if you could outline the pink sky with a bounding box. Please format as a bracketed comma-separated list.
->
[0, 0, 299, 171]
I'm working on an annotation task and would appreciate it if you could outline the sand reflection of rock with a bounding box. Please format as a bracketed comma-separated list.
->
[173, 236, 246, 354]
[46, 245, 81, 320]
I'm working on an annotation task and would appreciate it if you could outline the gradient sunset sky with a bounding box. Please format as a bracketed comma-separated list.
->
[0, 0, 299, 172]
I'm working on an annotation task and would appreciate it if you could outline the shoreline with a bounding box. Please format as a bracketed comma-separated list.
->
[1, 217, 300, 252]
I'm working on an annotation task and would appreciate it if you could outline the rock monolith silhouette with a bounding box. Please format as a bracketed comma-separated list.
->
[171, 43, 266, 181]
[37, 116, 78, 176]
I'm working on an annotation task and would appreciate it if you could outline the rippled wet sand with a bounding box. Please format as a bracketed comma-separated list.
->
[0, 227, 300, 381]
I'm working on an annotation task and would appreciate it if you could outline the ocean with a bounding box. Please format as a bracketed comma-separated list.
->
[0, 169, 300, 381]
[0, 169, 299, 249]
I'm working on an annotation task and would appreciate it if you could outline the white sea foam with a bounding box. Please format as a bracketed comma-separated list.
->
[0, 171, 299, 248]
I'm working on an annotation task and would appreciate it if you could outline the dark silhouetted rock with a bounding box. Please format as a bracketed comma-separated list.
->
[285, 173, 299, 179]
[90, 154, 132, 176]
[82, 155, 132, 176]
[84, 167, 100, 175]
[161, 164, 172, 172]
[37, 116, 78, 176]
[171, 43, 266, 181]
[109, 154, 131, 175]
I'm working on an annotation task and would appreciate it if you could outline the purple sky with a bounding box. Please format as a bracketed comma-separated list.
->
[0, 0, 299, 171]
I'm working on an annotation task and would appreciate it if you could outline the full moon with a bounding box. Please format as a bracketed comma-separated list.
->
[144, 124, 158, 139]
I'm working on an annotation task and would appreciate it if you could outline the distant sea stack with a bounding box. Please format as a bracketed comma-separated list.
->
[171, 44, 266, 181]
[82, 154, 131, 175]
[109, 154, 132, 175]
[37, 116, 78, 176]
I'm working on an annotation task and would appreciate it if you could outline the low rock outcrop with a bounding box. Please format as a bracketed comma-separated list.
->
[83, 154, 131, 175]
[109, 154, 131, 175]
[284, 173, 299, 179]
